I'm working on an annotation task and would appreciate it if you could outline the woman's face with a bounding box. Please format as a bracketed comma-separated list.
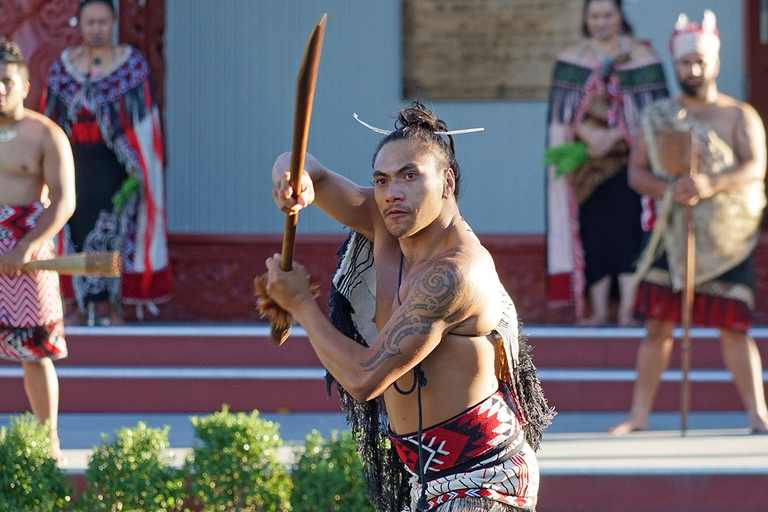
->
[79, 2, 115, 49]
[585, 0, 622, 41]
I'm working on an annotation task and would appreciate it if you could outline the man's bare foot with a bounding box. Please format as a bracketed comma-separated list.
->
[607, 416, 649, 435]
[577, 313, 609, 327]
[49, 434, 64, 465]
[748, 414, 768, 434]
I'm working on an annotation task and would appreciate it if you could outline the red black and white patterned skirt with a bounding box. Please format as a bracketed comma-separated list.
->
[390, 391, 538, 511]
[0, 203, 67, 361]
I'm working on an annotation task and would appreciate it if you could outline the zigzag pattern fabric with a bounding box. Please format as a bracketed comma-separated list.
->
[0, 203, 67, 362]
[391, 391, 538, 511]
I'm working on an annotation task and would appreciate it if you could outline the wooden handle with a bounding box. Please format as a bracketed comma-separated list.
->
[680, 130, 697, 435]
[22, 251, 122, 277]
[271, 14, 327, 344]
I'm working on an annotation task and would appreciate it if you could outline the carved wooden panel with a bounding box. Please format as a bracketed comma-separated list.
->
[402, 0, 583, 100]
[0, 0, 81, 111]
[0, 0, 165, 113]
[117, 0, 165, 112]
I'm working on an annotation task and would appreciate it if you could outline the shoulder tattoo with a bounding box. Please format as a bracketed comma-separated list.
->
[360, 255, 476, 372]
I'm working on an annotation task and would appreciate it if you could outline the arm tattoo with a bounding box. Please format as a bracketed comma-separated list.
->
[360, 255, 475, 372]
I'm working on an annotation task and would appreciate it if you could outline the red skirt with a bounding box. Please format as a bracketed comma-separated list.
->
[634, 254, 754, 334]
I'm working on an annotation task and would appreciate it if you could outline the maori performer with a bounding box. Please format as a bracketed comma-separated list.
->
[610, 10, 768, 434]
[545, 0, 668, 326]
[264, 102, 553, 511]
[42, 0, 170, 326]
[0, 41, 76, 460]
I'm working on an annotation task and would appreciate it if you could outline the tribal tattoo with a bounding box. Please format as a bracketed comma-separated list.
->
[360, 253, 475, 372]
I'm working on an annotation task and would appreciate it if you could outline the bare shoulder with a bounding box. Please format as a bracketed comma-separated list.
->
[715, 95, 761, 124]
[415, 247, 476, 296]
[22, 109, 63, 132]
[735, 98, 763, 125]
[22, 110, 68, 144]
[411, 243, 499, 326]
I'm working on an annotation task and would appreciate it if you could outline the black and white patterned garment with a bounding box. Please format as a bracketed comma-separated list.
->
[325, 231, 553, 512]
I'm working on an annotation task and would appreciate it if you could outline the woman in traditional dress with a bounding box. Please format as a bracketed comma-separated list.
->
[42, 0, 170, 326]
[545, 0, 668, 326]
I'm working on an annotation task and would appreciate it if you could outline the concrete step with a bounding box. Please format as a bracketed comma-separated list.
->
[0, 366, 759, 413]
[525, 326, 768, 368]
[0, 325, 764, 413]
[4, 325, 766, 369]
[0, 325, 321, 368]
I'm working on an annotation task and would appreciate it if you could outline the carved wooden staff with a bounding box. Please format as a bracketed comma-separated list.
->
[680, 131, 697, 435]
[654, 128, 697, 435]
[255, 14, 327, 345]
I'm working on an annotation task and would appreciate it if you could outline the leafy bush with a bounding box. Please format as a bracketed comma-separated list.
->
[0, 413, 73, 512]
[291, 429, 374, 512]
[185, 406, 291, 511]
[79, 422, 186, 512]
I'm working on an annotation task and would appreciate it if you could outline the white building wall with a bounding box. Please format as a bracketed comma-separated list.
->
[164, 0, 743, 235]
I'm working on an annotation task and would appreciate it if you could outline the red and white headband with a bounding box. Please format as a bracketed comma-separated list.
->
[669, 10, 720, 61]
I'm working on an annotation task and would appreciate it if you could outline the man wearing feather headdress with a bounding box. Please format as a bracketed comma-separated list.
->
[610, 10, 768, 435]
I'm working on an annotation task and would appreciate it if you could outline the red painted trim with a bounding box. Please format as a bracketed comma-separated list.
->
[539, 474, 768, 512]
[115, 232, 768, 325]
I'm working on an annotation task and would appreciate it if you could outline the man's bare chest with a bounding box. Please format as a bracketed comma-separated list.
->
[0, 137, 42, 178]
[371, 241, 403, 329]
[693, 110, 738, 149]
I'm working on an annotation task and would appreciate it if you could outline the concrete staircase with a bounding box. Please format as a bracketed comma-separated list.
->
[1, 324, 766, 512]
[1, 324, 763, 414]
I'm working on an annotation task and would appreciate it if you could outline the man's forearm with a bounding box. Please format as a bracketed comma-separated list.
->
[292, 300, 377, 400]
[14, 199, 73, 254]
[709, 160, 766, 193]
[628, 164, 670, 199]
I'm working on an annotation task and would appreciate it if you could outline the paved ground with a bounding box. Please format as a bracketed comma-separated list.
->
[3, 411, 765, 474]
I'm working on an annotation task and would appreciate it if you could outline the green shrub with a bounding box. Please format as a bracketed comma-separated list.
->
[0, 413, 73, 512]
[79, 422, 186, 512]
[185, 406, 291, 511]
[291, 429, 374, 512]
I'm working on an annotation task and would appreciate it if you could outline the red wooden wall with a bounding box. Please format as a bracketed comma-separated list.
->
[0, 0, 165, 112]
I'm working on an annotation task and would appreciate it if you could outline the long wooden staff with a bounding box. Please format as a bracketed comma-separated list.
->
[271, 14, 327, 344]
[680, 131, 697, 435]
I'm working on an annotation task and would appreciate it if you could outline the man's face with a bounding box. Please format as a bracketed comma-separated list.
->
[0, 64, 29, 117]
[372, 139, 450, 239]
[675, 52, 718, 99]
[79, 2, 115, 49]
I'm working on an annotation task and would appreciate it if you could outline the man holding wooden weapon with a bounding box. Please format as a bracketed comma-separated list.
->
[0, 40, 76, 460]
[265, 101, 552, 511]
[610, 11, 768, 435]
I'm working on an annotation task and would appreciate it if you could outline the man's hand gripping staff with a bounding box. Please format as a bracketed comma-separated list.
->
[254, 14, 326, 345]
